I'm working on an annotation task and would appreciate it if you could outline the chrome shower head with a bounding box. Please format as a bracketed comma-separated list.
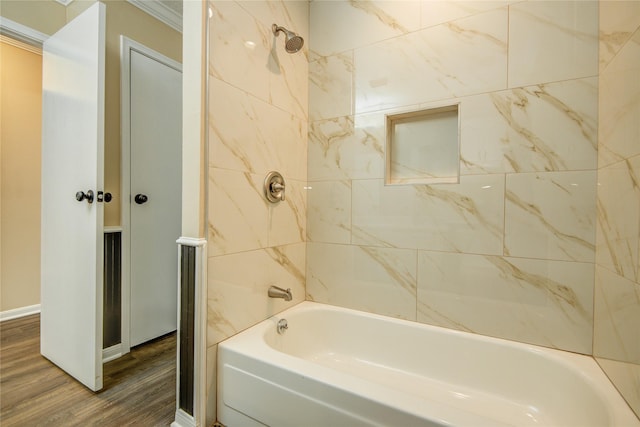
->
[272, 24, 304, 54]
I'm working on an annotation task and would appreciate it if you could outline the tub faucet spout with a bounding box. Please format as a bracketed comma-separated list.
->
[268, 285, 292, 301]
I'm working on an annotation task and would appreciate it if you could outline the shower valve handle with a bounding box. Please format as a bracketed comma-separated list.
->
[271, 182, 285, 200]
[264, 171, 286, 203]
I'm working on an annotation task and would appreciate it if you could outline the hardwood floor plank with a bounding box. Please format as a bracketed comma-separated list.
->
[0, 314, 176, 426]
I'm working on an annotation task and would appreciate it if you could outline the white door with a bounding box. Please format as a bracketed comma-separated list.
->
[40, 2, 106, 392]
[123, 39, 182, 347]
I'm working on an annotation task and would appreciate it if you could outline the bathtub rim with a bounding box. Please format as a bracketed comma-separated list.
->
[217, 300, 640, 427]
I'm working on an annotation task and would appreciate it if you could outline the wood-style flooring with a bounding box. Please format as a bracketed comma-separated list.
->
[0, 314, 176, 426]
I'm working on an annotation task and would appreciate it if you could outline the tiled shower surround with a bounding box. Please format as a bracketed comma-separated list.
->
[594, 0, 640, 415]
[308, 0, 600, 353]
[206, 2, 309, 422]
[206, 0, 640, 422]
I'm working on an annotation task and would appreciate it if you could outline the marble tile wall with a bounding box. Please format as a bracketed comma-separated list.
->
[203, 0, 639, 421]
[206, 1, 309, 423]
[307, 0, 600, 355]
[594, 1, 640, 418]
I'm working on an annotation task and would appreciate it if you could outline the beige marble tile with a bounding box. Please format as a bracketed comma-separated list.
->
[310, 0, 421, 59]
[596, 156, 640, 282]
[209, 1, 271, 103]
[309, 53, 353, 121]
[595, 357, 640, 419]
[413, 175, 505, 255]
[208, 78, 271, 174]
[505, 171, 596, 262]
[308, 113, 385, 181]
[306, 242, 417, 321]
[598, 29, 640, 168]
[238, 0, 310, 43]
[209, 1, 308, 121]
[599, 0, 640, 71]
[593, 265, 640, 364]
[207, 243, 306, 345]
[208, 168, 268, 257]
[354, 7, 508, 113]
[208, 78, 307, 181]
[268, 178, 306, 247]
[594, 9, 640, 417]
[352, 175, 504, 255]
[461, 77, 598, 174]
[269, 28, 309, 120]
[307, 180, 352, 244]
[351, 180, 415, 249]
[508, 1, 598, 88]
[418, 251, 594, 354]
[420, 1, 515, 29]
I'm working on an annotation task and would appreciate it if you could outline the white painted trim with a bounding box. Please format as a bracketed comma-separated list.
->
[171, 409, 195, 427]
[123, 37, 182, 73]
[0, 35, 42, 55]
[120, 34, 184, 358]
[195, 242, 208, 426]
[0, 304, 41, 322]
[180, 0, 205, 239]
[120, 34, 132, 358]
[104, 226, 123, 233]
[127, 0, 182, 33]
[175, 2, 206, 425]
[176, 237, 206, 247]
[102, 344, 123, 363]
[0, 17, 48, 47]
[174, 244, 183, 425]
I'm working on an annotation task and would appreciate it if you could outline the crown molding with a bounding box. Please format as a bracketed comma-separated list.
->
[0, 34, 42, 55]
[0, 17, 48, 47]
[126, 0, 182, 33]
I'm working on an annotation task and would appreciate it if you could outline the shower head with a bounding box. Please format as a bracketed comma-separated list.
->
[272, 24, 304, 54]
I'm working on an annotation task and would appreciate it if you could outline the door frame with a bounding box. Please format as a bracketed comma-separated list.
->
[120, 36, 182, 355]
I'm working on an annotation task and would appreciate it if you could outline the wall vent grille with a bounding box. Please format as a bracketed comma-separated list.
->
[103, 231, 122, 348]
[179, 244, 196, 415]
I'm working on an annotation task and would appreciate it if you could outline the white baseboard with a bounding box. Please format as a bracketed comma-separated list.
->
[0, 304, 41, 322]
[102, 344, 124, 363]
[172, 409, 195, 427]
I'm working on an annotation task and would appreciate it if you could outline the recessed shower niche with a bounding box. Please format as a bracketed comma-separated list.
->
[385, 104, 460, 185]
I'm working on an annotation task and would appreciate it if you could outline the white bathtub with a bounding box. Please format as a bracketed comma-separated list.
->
[217, 302, 639, 427]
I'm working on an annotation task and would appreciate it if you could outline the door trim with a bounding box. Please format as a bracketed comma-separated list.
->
[120, 36, 182, 354]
